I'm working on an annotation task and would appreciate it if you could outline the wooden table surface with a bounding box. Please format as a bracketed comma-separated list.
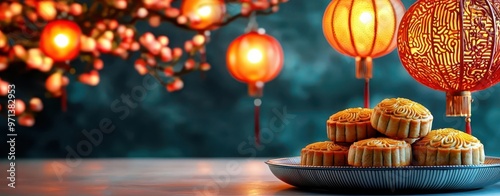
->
[1, 158, 500, 196]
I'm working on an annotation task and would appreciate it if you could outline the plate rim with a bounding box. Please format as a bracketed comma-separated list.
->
[265, 156, 500, 171]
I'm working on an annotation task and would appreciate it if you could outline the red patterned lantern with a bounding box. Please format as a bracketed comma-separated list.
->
[181, 0, 226, 30]
[322, 0, 406, 108]
[226, 30, 284, 144]
[39, 20, 81, 62]
[397, 0, 500, 134]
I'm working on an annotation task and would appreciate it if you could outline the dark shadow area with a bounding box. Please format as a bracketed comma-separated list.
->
[274, 187, 483, 195]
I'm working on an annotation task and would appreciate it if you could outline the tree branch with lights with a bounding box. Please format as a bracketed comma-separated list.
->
[0, 0, 288, 127]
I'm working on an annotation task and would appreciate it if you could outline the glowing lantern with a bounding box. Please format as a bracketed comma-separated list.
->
[397, 0, 500, 134]
[39, 20, 81, 62]
[40, 20, 81, 112]
[322, 0, 406, 108]
[181, 0, 226, 30]
[226, 30, 284, 144]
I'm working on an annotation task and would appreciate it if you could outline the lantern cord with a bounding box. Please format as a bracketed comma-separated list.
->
[364, 78, 370, 108]
[465, 116, 472, 135]
[356, 57, 372, 108]
[254, 98, 261, 146]
[246, 11, 258, 32]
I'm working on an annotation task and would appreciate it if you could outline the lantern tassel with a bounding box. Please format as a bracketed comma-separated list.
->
[465, 116, 472, 135]
[249, 82, 264, 146]
[445, 91, 472, 117]
[364, 78, 370, 108]
[254, 98, 261, 146]
[356, 57, 372, 108]
[61, 61, 70, 112]
[200, 47, 206, 80]
[61, 87, 68, 112]
[61, 86, 67, 112]
[60, 69, 67, 112]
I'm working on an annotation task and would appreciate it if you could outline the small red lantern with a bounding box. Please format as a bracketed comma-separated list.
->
[227, 29, 284, 145]
[322, 0, 406, 108]
[39, 20, 81, 62]
[40, 19, 81, 112]
[397, 0, 500, 134]
[181, 0, 226, 30]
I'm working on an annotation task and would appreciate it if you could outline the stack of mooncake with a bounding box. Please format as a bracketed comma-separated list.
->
[300, 98, 484, 167]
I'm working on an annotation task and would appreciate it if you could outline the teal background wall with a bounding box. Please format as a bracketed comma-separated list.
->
[2, 0, 500, 158]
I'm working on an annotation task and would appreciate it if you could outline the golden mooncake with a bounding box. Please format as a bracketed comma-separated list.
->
[327, 108, 378, 143]
[348, 137, 411, 167]
[412, 128, 485, 166]
[300, 141, 349, 166]
[371, 98, 433, 141]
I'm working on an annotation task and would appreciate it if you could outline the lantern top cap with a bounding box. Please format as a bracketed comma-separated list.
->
[257, 28, 266, 35]
[245, 28, 266, 35]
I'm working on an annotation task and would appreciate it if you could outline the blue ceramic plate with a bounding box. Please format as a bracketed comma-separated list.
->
[266, 156, 500, 191]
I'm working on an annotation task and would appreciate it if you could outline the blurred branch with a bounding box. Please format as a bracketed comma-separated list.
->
[0, 0, 287, 126]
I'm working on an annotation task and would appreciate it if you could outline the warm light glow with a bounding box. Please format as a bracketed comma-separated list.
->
[196, 5, 212, 18]
[226, 31, 283, 86]
[359, 12, 373, 24]
[247, 49, 263, 64]
[54, 34, 70, 48]
[322, 0, 406, 58]
[39, 20, 81, 61]
[196, 161, 213, 175]
[45, 72, 63, 94]
[181, 0, 225, 30]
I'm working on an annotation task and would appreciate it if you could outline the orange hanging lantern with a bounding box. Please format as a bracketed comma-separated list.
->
[227, 30, 284, 145]
[39, 20, 81, 62]
[398, 0, 500, 134]
[322, 0, 406, 108]
[181, 0, 226, 30]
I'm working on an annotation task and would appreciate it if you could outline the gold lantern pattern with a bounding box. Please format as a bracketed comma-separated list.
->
[397, 0, 500, 134]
